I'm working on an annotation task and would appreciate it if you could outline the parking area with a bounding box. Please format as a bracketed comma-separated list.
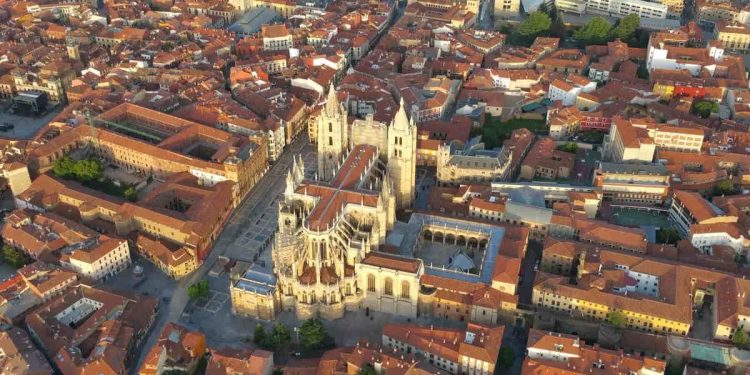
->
[0, 102, 63, 139]
[98, 255, 177, 304]
[192, 290, 229, 314]
[223, 144, 317, 265]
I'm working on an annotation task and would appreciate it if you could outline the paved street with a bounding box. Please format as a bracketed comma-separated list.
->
[413, 167, 436, 210]
[131, 135, 310, 373]
[225, 145, 317, 266]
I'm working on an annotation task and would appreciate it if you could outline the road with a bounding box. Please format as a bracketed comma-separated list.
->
[132, 135, 310, 373]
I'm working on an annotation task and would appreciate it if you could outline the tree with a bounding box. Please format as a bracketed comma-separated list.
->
[656, 228, 681, 245]
[498, 347, 515, 369]
[72, 158, 103, 182]
[273, 370, 284, 375]
[611, 14, 639, 42]
[734, 327, 749, 349]
[123, 186, 137, 202]
[358, 365, 378, 375]
[714, 179, 735, 196]
[607, 310, 626, 328]
[573, 17, 612, 45]
[693, 100, 719, 118]
[267, 323, 291, 350]
[557, 142, 578, 153]
[52, 157, 76, 179]
[299, 318, 334, 351]
[254, 324, 266, 346]
[518, 12, 552, 39]
[1, 245, 32, 269]
[187, 279, 209, 300]
[52, 157, 103, 182]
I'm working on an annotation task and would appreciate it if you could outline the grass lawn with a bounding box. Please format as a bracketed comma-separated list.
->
[474, 116, 547, 149]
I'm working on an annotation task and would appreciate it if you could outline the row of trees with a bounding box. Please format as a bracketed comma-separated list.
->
[253, 318, 335, 352]
[512, 11, 640, 47]
[572, 14, 639, 46]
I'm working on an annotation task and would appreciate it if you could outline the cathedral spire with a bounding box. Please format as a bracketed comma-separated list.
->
[325, 82, 339, 116]
[393, 96, 409, 130]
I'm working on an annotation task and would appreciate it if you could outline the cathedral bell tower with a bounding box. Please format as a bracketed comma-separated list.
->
[317, 84, 349, 182]
[387, 97, 417, 209]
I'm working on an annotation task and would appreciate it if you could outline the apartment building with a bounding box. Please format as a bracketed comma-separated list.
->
[556, 0, 667, 18]
[669, 190, 738, 236]
[139, 323, 207, 375]
[697, 0, 738, 27]
[261, 24, 293, 51]
[714, 22, 750, 53]
[62, 236, 131, 282]
[382, 323, 505, 375]
[533, 242, 750, 339]
[0, 328, 53, 375]
[519, 138, 575, 181]
[26, 285, 157, 375]
[594, 163, 671, 204]
[524, 329, 666, 375]
[604, 116, 704, 163]
[436, 137, 512, 186]
[647, 30, 725, 75]
[547, 76, 597, 107]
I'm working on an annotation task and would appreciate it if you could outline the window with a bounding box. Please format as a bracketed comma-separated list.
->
[329, 122, 333, 132]
[329, 137, 333, 146]
[401, 280, 410, 299]
[384, 277, 393, 296]
[367, 274, 376, 292]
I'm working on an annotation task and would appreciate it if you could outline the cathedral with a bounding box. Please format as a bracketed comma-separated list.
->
[270, 86, 419, 319]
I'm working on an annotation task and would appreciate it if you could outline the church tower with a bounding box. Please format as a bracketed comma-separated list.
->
[387, 98, 417, 209]
[317, 84, 349, 182]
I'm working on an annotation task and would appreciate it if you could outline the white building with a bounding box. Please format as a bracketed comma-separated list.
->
[689, 222, 748, 255]
[64, 236, 131, 282]
[547, 78, 597, 107]
[556, 0, 667, 18]
[647, 38, 724, 74]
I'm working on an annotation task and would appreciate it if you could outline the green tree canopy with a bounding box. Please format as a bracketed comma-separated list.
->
[693, 100, 719, 118]
[52, 157, 103, 182]
[268, 323, 291, 350]
[557, 142, 578, 153]
[123, 186, 138, 202]
[254, 323, 266, 346]
[299, 318, 334, 351]
[714, 179, 735, 196]
[611, 14, 639, 41]
[734, 327, 749, 349]
[518, 12, 552, 38]
[656, 228, 681, 245]
[573, 16, 613, 45]
[1, 245, 32, 269]
[607, 310, 626, 328]
[187, 279, 209, 300]
[358, 365, 377, 375]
